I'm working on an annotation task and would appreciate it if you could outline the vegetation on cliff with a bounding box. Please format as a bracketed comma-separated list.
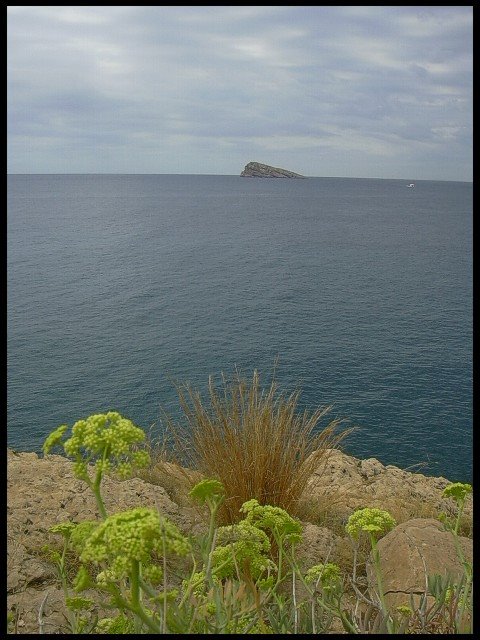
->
[7, 370, 473, 634]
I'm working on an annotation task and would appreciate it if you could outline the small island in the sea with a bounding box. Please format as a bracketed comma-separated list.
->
[240, 161, 306, 178]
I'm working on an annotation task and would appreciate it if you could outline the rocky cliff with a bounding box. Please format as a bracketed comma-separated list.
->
[240, 161, 306, 178]
[7, 448, 472, 633]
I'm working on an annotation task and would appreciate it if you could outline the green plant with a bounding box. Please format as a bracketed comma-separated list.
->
[41, 410, 336, 634]
[40, 412, 473, 635]
[441, 482, 473, 536]
[46, 522, 95, 633]
[43, 412, 151, 519]
[344, 507, 399, 633]
[342, 488, 473, 635]
[434, 482, 473, 633]
[7, 610, 15, 634]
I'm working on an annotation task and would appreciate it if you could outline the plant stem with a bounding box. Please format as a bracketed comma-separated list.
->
[454, 497, 465, 536]
[292, 565, 298, 633]
[111, 584, 162, 634]
[56, 539, 77, 632]
[92, 486, 108, 520]
[369, 533, 393, 633]
[130, 559, 141, 609]
[162, 529, 168, 634]
[352, 543, 358, 584]
[92, 449, 109, 519]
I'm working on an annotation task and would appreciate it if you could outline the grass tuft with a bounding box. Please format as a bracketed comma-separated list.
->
[162, 369, 352, 524]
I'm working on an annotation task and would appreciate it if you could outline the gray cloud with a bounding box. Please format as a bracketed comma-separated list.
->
[7, 5, 472, 180]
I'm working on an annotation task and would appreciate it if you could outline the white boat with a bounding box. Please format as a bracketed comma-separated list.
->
[406, 183, 415, 188]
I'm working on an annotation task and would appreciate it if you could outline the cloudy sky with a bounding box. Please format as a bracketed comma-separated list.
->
[7, 5, 472, 180]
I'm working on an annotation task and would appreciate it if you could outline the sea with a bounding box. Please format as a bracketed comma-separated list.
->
[7, 174, 472, 483]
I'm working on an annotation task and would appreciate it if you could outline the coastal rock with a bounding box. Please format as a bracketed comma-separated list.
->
[296, 522, 341, 571]
[365, 518, 473, 611]
[300, 449, 472, 527]
[240, 161, 306, 178]
[7, 449, 201, 633]
[6, 447, 472, 634]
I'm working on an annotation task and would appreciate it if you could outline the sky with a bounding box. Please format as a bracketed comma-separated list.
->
[7, 5, 473, 181]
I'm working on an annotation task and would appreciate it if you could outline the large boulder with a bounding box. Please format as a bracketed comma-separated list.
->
[366, 518, 472, 611]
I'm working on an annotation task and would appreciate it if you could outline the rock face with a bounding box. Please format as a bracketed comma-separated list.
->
[366, 518, 473, 611]
[7, 448, 473, 634]
[240, 161, 306, 178]
[7, 449, 201, 634]
[299, 449, 473, 526]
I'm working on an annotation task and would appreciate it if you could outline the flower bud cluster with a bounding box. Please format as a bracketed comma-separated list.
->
[80, 507, 191, 584]
[65, 596, 95, 612]
[65, 412, 146, 456]
[42, 424, 68, 455]
[212, 520, 276, 580]
[73, 565, 94, 593]
[240, 499, 302, 544]
[69, 520, 99, 555]
[304, 562, 341, 590]
[142, 563, 163, 585]
[49, 521, 77, 538]
[189, 479, 225, 504]
[44, 411, 151, 482]
[94, 614, 135, 634]
[442, 482, 472, 503]
[345, 507, 396, 540]
[183, 571, 222, 598]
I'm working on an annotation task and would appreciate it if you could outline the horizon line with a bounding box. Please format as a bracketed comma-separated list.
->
[6, 172, 472, 183]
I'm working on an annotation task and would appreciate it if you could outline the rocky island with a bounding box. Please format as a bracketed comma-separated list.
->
[241, 161, 306, 178]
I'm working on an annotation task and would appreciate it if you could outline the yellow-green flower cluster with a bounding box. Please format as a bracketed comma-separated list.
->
[132, 450, 150, 468]
[142, 563, 163, 586]
[304, 562, 341, 589]
[444, 586, 455, 604]
[72, 460, 90, 481]
[42, 424, 68, 454]
[94, 459, 112, 476]
[94, 614, 135, 634]
[182, 571, 222, 598]
[69, 520, 99, 555]
[64, 412, 146, 456]
[44, 411, 151, 481]
[115, 461, 133, 480]
[151, 588, 179, 605]
[396, 605, 413, 617]
[65, 596, 95, 612]
[443, 584, 468, 608]
[225, 617, 274, 634]
[212, 521, 276, 580]
[80, 508, 191, 583]
[96, 560, 130, 587]
[189, 479, 225, 504]
[345, 507, 396, 540]
[240, 499, 302, 544]
[181, 572, 222, 619]
[442, 482, 472, 503]
[49, 521, 77, 538]
[73, 565, 95, 593]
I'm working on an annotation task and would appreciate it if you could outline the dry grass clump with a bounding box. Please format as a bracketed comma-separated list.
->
[161, 369, 352, 524]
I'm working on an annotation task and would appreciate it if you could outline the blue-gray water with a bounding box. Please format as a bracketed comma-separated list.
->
[7, 174, 472, 482]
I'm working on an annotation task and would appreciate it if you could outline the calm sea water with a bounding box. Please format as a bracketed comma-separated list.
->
[7, 174, 472, 482]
